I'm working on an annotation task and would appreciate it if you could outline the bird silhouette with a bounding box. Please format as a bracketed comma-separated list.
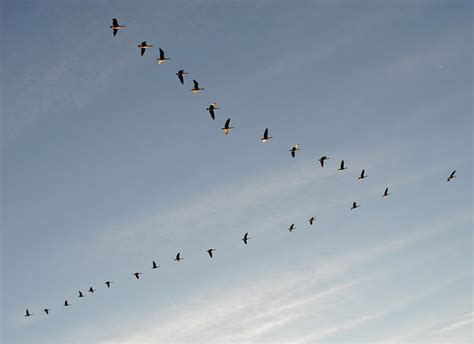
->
[133, 272, 143, 280]
[110, 18, 125, 37]
[105, 281, 113, 288]
[63, 300, 70, 307]
[191, 80, 205, 94]
[157, 48, 171, 64]
[309, 216, 316, 225]
[176, 70, 189, 85]
[206, 103, 219, 120]
[88, 287, 96, 293]
[174, 252, 183, 262]
[289, 145, 300, 158]
[138, 41, 153, 56]
[222, 118, 234, 135]
[25, 309, 32, 317]
[351, 202, 360, 210]
[206, 248, 216, 258]
[447, 170, 456, 182]
[383, 187, 390, 197]
[78, 291, 85, 298]
[318, 156, 329, 167]
[43, 308, 51, 315]
[260, 128, 272, 142]
[242, 232, 250, 244]
[288, 224, 295, 233]
[338, 160, 347, 171]
[358, 169, 367, 180]
[152, 261, 160, 269]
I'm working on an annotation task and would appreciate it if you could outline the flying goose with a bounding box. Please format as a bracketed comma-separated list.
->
[78, 291, 85, 298]
[152, 261, 160, 269]
[176, 70, 189, 85]
[191, 80, 205, 94]
[260, 128, 272, 142]
[447, 170, 456, 182]
[138, 41, 153, 56]
[110, 18, 125, 36]
[88, 287, 96, 293]
[338, 160, 347, 171]
[157, 48, 171, 64]
[25, 309, 32, 317]
[206, 103, 219, 120]
[358, 169, 367, 180]
[351, 202, 360, 210]
[206, 248, 216, 258]
[105, 281, 113, 288]
[174, 252, 183, 262]
[383, 187, 390, 197]
[242, 232, 250, 244]
[222, 118, 234, 135]
[309, 216, 316, 225]
[63, 300, 70, 307]
[318, 156, 329, 167]
[133, 272, 143, 280]
[43, 308, 51, 315]
[288, 224, 295, 233]
[289, 145, 300, 158]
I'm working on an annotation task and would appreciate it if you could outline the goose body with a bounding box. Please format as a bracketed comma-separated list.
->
[383, 187, 390, 197]
[318, 156, 329, 167]
[174, 252, 183, 262]
[447, 170, 456, 182]
[309, 216, 316, 225]
[222, 118, 234, 135]
[289, 145, 300, 158]
[261, 128, 272, 142]
[43, 308, 51, 315]
[358, 169, 367, 180]
[133, 272, 143, 280]
[152, 261, 160, 269]
[206, 248, 216, 258]
[25, 309, 32, 317]
[242, 232, 250, 244]
[110, 18, 125, 36]
[105, 281, 113, 288]
[157, 48, 171, 64]
[191, 80, 205, 94]
[338, 160, 347, 171]
[351, 202, 360, 210]
[288, 224, 295, 232]
[176, 70, 188, 84]
[206, 103, 219, 120]
[138, 41, 153, 56]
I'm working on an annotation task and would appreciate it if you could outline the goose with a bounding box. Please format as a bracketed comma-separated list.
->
[133, 272, 143, 280]
[260, 128, 272, 142]
[358, 169, 367, 180]
[206, 103, 219, 120]
[222, 118, 234, 135]
[138, 41, 153, 56]
[78, 291, 85, 298]
[288, 224, 295, 232]
[338, 160, 347, 171]
[174, 252, 183, 262]
[176, 70, 188, 85]
[383, 187, 390, 197]
[25, 309, 32, 317]
[289, 145, 300, 158]
[157, 48, 171, 64]
[351, 202, 360, 210]
[191, 80, 205, 94]
[43, 308, 51, 315]
[63, 300, 70, 307]
[105, 281, 113, 288]
[110, 18, 125, 36]
[447, 170, 456, 182]
[206, 248, 216, 258]
[88, 287, 96, 293]
[242, 232, 250, 244]
[152, 261, 160, 269]
[309, 216, 316, 225]
[318, 156, 329, 167]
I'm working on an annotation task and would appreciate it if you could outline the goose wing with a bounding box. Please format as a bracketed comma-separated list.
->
[193, 80, 199, 89]
[140, 47, 145, 56]
[159, 48, 165, 59]
[112, 18, 119, 26]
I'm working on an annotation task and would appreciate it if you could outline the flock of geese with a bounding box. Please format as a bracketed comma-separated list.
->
[22, 18, 458, 319]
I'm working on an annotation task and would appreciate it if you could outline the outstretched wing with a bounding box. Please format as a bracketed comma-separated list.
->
[193, 80, 199, 89]
[112, 18, 119, 26]
[141, 47, 145, 56]
[159, 48, 165, 59]
[178, 73, 184, 84]
[113, 28, 118, 36]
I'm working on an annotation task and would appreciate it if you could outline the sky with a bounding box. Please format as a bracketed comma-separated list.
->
[1, 0, 472, 343]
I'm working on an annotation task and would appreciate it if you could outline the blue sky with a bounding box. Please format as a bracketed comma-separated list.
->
[1, 0, 472, 343]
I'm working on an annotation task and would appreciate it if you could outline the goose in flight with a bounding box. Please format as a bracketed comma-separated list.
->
[358, 169, 367, 180]
[318, 156, 329, 167]
[242, 232, 250, 245]
[88, 287, 96, 293]
[260, 128, 272, 142]
[174, 252, 183, 262]
[338, 160, 347, 171]
[288, 224, 295, 233]
[152, 261, 160, 269]
[351, 202, 360, 210]
[222, 118, 234, 135]
[63, 300, 70, 307]
[43, 308, 51, 315]
[176, 70, 188, 84]
[191, 80, 205, 94]
[206, 103, 219, 120]
[289, 145, 300, 158]
[25, 309, 32, 317]
[78, 291, 85, 298]
[157, 48, 171, 64]
[105, 281, 113, 288]
[110, 18, 125, 36]
[138, 41, 153, 56]
[383, 187, 390, 197]
[206, 248, 216, 258]
[133, 272, 143, 280]
[447, 170, 456, 182]
[309, 216, 316, 225]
